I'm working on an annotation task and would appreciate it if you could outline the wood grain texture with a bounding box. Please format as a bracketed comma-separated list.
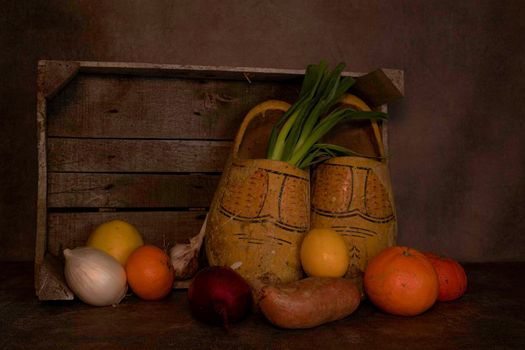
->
[47, 74, 300, 139]
[36, 253, 74, 301]
[7, 262, 525, 349]
[47, 138, 232, 173]
[75, 60, 308, 80]
[381, 69, 404, 97]
[38, 60, 80, 99]
[47, 211, 207, 257]
[35, 64, 49, 292]
[48, 173, 219, 208]
[352, 69, 404, 107]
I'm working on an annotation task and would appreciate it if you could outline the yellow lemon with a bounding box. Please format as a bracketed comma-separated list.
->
[300, 228, 349, 278]
[86, 219, 144, 266]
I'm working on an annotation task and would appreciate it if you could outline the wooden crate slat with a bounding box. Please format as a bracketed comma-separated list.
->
[47, 74, 299, 139]
[47, 138, 232, 173]
[48, 173, 219, 208]
[47, 211, 207, 258]
[76, 60, 308, 80]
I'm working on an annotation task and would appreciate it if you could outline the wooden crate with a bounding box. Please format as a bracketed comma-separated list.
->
[35, 60, 403, 300]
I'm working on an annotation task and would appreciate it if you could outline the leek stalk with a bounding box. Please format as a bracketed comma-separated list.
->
[266, 60, 388, 169]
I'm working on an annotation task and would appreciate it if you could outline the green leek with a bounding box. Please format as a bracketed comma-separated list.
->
[266, 60, 388, 169]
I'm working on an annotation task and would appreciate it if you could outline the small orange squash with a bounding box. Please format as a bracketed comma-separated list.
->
[364, 246, 439, 316]
[424, 252, 467, 302]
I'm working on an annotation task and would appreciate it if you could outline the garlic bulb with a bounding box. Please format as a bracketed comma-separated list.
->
[170, 215, 207, 280]
[170, 243, 200, 279]
[64, 247, 127, 306]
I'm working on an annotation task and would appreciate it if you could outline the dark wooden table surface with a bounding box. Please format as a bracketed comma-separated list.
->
[1, 262, 524, 349]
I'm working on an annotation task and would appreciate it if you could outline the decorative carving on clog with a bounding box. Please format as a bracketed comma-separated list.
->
[207, 159, 309, 285]
[311, 156, 397, 294]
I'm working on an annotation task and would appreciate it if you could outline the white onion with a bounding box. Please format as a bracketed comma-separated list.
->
[64, 247, 127, 306]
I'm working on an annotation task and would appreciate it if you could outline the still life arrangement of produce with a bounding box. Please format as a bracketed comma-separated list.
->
[62, 61, 467, 330]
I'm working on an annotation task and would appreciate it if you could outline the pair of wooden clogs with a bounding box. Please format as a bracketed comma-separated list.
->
[205, 96, 397, 293]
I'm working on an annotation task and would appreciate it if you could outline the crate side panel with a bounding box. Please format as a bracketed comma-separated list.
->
[47, 74, 299, 139]
[47, 211, 207, 258]
[47, 138, 231, 173]
[352, 69, 403, 107]
[48, 173, 219, 208]
[37, 253, 74, 300]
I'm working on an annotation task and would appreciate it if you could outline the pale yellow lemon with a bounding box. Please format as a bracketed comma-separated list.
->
[300, 228, 350, 278]
[86, 219, 144, 266]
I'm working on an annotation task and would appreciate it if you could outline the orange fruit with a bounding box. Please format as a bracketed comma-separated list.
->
[364, 246, 439, 316]
[125, 245, 174, 301]
[424, 252, 468, 302]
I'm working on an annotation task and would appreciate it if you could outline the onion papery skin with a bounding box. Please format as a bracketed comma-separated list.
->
[64, 247, 128, 307]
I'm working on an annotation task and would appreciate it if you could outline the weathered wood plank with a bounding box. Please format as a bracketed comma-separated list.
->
[38, 60, 80, 99]
[47, 74, 300, 139]
[35, 65, 49, 291]
[36, 253, 74, 301]
[381, 68, 404, 97]
[10, 261, 525, 347]
[48, 173, 220, 208]
[47, 138, 232, 173]
[12, 262, 524, 348]
[75, 60, 309, 80]
[47, 211, 207, 257]
[352, 69, 404, 107]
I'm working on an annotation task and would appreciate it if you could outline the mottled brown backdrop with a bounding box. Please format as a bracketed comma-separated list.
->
[1, 0, 524, 261]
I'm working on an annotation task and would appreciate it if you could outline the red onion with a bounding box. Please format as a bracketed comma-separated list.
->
[188, 266, 252, 328]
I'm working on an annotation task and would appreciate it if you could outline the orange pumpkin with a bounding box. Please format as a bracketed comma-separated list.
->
[424, 252, 467, 302]
[364, 246, 439, 316]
